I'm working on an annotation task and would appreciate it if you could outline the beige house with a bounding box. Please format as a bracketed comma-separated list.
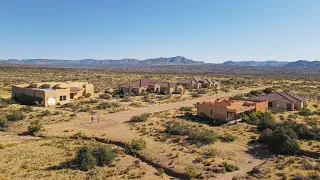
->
[197, 97, 268, 121]
[160, 82, 184, 94]
[12, 82, 94, 106]
[177, 77, 220, 89]
[119, 79, 160, 95]
[250, 92, 306, 111]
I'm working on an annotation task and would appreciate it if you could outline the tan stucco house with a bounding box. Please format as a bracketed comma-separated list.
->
[119, 79, 160, 95]
[197, 97, 268, 121]
[160, 82, 184, 94]
[177, 77, 220, 89]
[249, 92, 306, 111]
[12, 82, 94, 106]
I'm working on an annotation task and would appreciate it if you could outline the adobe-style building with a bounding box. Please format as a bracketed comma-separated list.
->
[177, 77, 220, 89]
[160, 82, 184, 94]
[12, 82, 94, 106]
[250, 92, 306, 111]
[197, 97, 268, 121]
[119, 79, 160, 95]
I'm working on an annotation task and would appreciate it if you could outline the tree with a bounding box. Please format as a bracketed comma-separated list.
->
[257, 114, 276, 131]
[262, 87, 273, 94]
[92, 146, 116, 166]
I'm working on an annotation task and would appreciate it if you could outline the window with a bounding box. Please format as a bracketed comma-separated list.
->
[287, 103, 292, 110]
[60, 95, 67, 101]
[268, 102, 273, 108]
[211, 110, 213, 115]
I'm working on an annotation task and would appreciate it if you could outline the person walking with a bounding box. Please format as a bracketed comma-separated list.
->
[91, 116, 94, 123]
[98, 117, 100, 123]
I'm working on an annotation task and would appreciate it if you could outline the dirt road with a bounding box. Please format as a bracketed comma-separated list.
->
[45, 87, 269, 180]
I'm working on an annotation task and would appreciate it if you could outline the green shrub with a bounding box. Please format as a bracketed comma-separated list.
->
[28, 120, 42, 135]
[184, 166, 201, 179]
[92, 146, 116, 166]
[85, 93, 91, 98]
[6, 112, 25, 121]
[165, 121, 192, 136]
[40, 110, 51, 116]
[188, 129, 217, 145]
[20, 106, 34, 112]
[96, 102, 120, 109]
[257, 113, 276, 131]
[298, 106, 313, 116]
[157, 168, 165, 176]
[219, 134, 237, 142]
[222, 162, 239, 172]
[130, 113, 151, 123]
[99, 94, 112, 100]
[75, 146, 96, 171]
[125, 138, 146, 156]
[12, 93, 38, 106]
[262, 87, 273, 94]
[179, 106, 193, 112]
[249, 90, 262, 96]
[259, 126, 300, 155]
[0, 115, 8, 128]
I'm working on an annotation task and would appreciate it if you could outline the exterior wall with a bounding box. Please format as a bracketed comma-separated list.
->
[197, 103, 228, 121]
[270, 100, 294, 111]
[255, 101, 268, 112]
[294, 102, 304, 109]
[12, 82, 93, 107]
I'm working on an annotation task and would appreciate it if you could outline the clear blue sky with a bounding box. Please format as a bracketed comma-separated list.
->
[0, 0, 319, 63]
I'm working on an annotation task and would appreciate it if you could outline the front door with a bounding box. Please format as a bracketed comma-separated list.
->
[47, 97, 56, 105]
[70, 93, 74, 100]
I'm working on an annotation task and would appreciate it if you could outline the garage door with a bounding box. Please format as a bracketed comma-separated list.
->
[48, 97, 56, 105]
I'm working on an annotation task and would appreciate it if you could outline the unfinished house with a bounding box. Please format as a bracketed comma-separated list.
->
[160, 82, 184, 94]
[202, 78, 220, 89]
[12, 82, 94, 106]
[250, 92, 306, 111]
[197, 97, 268, 121]
[119, 79, 160, 95]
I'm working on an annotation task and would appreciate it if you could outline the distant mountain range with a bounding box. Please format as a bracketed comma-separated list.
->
[0, 56, 204, 66]
[1, 57, 319, 68]
[222, 60, 289, 67]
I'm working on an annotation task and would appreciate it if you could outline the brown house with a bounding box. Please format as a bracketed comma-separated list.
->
[12, 82, 94, 106]
[250, 92, 306, 111]
[119, 79, 160, 95]
[160, 82, 184, 94]
[197, 97, 268, 121]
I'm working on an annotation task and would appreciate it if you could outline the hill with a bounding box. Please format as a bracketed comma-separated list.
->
[1, 56, 204, 66]
[285, 60, 320, 68]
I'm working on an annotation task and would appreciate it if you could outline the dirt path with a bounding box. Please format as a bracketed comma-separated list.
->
[45, 87, 269, 180]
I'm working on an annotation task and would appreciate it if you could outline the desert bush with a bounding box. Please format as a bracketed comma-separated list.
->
[243, 112, 273, 126]
[96, 102, 120, 109]
[75, 146, 96, 171]
[165, 121, 192, 136]
[6, 112, 25, 121]
[188, 129, 218, 145]
[20, 106, 34, 112]
[92, 146, 117, 166]
[298, 106, 313, 116]
[184, 166, 201, 179]
[222, 162, 239, 172]
[197, 89, 207, 94]
[257, 113, 276, 131]
[191, 92, 201, 97]
[40, 110, 51, 116]
[283, 120, 320, 140]
[99, 94, 112, 100]
[262, 87, 274, 94]
[125, 138, 146, 156]
[142, 94, 151, 102]
[0, 115, 8, 128]
[12, 93, 38, 106]
[130, 113, 151, 122]
[28, 120, 42, 135]
[259, 126, 300, 155]
[249, 90, 262, 96]
[85, 93, 91, 98]
[157, 168, 165, 176]
[86, 98, 98, 103]
[219, 134, 237, 142]
[129, 102, 143, 107]
[179, 106, 192, 112]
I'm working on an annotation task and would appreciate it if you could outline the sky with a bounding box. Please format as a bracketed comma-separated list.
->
[0, 0, 319, 63]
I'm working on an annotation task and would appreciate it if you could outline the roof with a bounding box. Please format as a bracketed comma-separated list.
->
[160, 82, 177, 88]
[250, 92, 306, 103]
[119, 79, 160, 89]
[177, 78, 201, 85]
[70, 87, 84, 92]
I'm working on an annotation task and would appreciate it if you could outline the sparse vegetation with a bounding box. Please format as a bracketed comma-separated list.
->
[130, 113, 151, 122]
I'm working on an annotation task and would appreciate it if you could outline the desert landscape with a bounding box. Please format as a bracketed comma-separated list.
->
[0, 65, 319, 180]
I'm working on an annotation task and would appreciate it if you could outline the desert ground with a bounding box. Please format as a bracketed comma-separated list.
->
[0, 66, 319, 180]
